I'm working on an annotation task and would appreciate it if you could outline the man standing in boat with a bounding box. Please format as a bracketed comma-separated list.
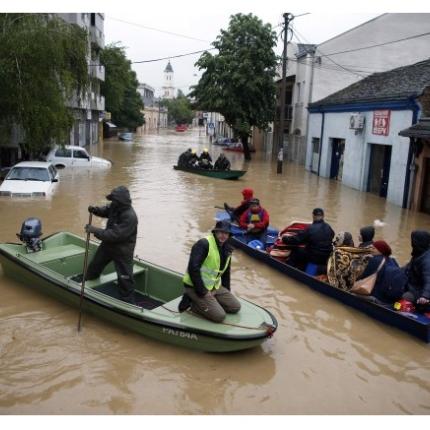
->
[179, 220, 241, 322]
[84, 186, 138, 304]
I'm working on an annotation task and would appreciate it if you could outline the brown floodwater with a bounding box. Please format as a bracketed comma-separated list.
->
[0, 128, 429, 414]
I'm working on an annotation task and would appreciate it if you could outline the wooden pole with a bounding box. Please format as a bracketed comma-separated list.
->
[77, 212, 93, 332]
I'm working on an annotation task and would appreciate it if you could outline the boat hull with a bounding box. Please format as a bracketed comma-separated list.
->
[0, 233, 276, 352]
[215, 211, 430, 343]
[173, 165, 246, 180]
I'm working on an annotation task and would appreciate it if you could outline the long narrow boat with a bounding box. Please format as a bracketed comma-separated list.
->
[173, 165, 246, 180]
[216, 211, 430, 343]
[223, 146, 256, 153]
[0, 231, 277, 352]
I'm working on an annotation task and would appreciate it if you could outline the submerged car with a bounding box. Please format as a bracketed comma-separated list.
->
[0, 161, 59, 197]
[44, 145, 112, 168]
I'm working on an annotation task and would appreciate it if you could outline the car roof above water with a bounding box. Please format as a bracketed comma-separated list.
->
[12, 161, 54, 169]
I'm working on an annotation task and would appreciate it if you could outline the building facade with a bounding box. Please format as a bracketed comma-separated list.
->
[281, 13, 430, 165]
[137, 83, 168, 132]
[306, 60, 430, 208]
[57, 13, 105, 147]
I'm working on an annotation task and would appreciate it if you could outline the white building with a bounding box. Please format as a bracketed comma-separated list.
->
[162, 61, 175, 99]
[57, 13, 105, 146]
[284, 13, 430, 165]
[306, 59, 430, 208]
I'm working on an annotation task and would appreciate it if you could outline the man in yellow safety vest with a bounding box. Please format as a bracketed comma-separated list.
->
[179, 220, 241, 322]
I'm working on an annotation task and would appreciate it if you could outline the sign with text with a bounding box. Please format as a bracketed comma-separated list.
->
[372, 110, 391, 136]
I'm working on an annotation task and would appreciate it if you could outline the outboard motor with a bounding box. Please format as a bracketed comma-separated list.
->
[17, 218, 43, 252]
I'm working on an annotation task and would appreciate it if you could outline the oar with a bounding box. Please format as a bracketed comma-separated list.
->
[77, 212, 92, 332]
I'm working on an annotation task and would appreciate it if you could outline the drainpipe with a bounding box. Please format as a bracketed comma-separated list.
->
[402, 99, 420, 209]
[317, 110, 325, 176]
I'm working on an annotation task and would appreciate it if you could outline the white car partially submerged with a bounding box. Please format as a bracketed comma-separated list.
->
[44, 145, 112, 169]
[0, 161, 59, 197]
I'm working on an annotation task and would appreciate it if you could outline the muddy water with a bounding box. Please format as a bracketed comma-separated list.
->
[0, 129, 429, 414]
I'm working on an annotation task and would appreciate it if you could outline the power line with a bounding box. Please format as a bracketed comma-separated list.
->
[106, 16, 211, 43]
[130, 48, 216, 64]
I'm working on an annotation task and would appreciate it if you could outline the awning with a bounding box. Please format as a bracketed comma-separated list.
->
[399, 117, 430, 139]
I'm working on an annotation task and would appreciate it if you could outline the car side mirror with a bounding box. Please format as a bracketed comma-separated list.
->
[52, 178, 59, 183]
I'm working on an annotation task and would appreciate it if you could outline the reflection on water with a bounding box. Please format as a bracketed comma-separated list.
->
[0, 129, 429, 414]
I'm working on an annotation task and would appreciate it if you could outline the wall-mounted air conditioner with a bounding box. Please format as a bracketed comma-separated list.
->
[349, 113, 365, 130]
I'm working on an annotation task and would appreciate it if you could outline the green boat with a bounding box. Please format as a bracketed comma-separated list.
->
[0, 231, 277, 352]
[173, 165, 247, 180]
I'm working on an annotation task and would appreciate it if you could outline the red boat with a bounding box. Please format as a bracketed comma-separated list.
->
[175, 124, 188, 132]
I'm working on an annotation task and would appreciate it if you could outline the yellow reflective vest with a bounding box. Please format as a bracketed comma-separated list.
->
[183, 234, 231, 291]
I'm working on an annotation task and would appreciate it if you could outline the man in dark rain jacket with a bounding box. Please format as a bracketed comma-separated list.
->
[178, 220, 241, 322]
[282, 207, 335, 270]
[402, 230, 430, 309]
[85, 186, 138, 304]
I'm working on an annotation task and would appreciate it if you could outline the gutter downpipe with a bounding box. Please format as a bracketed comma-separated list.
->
[317, 109, 325, 177]
[402, 98, 420, 209]
[305, 52, 316, 170]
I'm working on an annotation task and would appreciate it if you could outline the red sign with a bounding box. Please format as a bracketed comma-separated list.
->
[372, 110, 391, 136]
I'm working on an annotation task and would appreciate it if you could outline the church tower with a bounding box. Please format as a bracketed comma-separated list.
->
[162, 61, 175, 99]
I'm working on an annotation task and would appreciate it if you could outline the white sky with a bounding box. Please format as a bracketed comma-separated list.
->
[5, 0, 430, 97]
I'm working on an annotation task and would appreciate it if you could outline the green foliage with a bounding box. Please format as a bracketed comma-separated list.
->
[190, 13, 278, 159]
[0, 13, 89, 155]
[100, 44, 144, 129]
[162, 90, 194, 125]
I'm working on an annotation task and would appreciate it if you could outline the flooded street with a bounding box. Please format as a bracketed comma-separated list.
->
[0, 128, 429, 414]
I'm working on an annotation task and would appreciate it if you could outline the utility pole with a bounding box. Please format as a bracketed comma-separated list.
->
[277, 12, 292, 174]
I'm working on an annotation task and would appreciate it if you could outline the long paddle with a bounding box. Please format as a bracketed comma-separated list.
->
[77, 212, 93, 332]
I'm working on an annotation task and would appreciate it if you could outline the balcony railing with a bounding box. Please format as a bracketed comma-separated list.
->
[89, 62, 105, 81]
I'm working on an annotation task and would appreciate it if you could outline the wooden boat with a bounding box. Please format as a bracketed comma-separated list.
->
[0, 231, 277, 352]
[216, 210, 430, 343]
[175, 124, 187, 132]
[173, 165, 246, 180]
[118, 132, 133, 141]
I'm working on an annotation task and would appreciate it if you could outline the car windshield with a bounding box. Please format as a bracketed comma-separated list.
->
[7, 167, 51, 181]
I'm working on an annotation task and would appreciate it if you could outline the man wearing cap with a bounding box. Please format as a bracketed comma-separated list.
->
[282, 207, 335, 270]
[198, 148, 213, 169]
[179, 220, 241, 322]
[85, 186, 138, 304]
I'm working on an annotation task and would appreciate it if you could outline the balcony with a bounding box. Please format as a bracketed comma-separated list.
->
[89, 62, 105, 81]
[90, 26, 105, 48]
[91, 95, 105, 111]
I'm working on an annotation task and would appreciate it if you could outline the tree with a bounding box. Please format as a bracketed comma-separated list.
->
[190, 13, 278, 160]
[162, 90, 194, 125]
[100, 44, 144, 130]
[0, 14, 89, 157]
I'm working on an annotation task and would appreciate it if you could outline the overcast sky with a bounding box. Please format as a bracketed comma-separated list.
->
[8, 0, 430, 97]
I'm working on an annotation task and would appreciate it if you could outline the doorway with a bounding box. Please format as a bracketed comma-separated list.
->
[421, 158, 430, 214]
[367, 144, 392, 198]
[329, 138, 345, 180]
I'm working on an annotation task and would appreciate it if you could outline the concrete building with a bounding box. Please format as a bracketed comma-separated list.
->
[306, 59, 430, 208]
[280, 13, 430, 165]
[162, 61, 175, 99]
[57, 13, 105, 147]
[136, 84, 168, 132]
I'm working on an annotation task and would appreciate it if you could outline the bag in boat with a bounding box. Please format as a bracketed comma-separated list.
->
[351, 258, 386, 296]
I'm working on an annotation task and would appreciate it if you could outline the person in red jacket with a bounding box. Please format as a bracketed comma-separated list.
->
[224, 187, 255, 222]
[239, 198, 270, 243]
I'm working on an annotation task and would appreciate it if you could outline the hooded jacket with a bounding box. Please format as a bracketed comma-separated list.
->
[90, 186, 138, 256]
[405, 231, 430, 299]
[359, 226, 375, 248]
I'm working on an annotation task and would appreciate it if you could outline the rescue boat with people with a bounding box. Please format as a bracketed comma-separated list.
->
[173, 165, 247, 180]
[0, 218, 277, 352]
[216, 210, 430, 343]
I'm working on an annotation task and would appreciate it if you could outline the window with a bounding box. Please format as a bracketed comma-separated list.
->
[90, 13, 95, 26]
[296, 83, 301, 102]
[8, 167, 50, 181]
[48, 165, 57, 180]
[312, 138, 320, 154]
[73, 149, 90, 159]
[55, 148, 72, 157]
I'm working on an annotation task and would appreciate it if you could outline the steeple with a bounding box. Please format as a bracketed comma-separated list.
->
[162, 60, 175, 99]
